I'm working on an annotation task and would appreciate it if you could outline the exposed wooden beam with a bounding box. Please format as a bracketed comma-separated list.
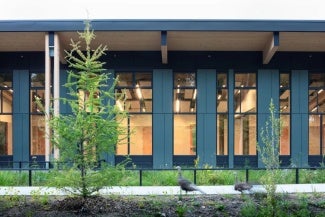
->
[263, 31, 279, 64]
[161, 31, 168, 64]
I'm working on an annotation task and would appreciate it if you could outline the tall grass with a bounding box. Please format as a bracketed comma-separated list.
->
[0, 168, 324, 186]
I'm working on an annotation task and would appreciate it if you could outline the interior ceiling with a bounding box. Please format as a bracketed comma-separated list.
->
[1, 31, 325, 52]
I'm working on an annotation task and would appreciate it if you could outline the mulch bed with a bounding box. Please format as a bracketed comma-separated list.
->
[1, 193, 324, 216]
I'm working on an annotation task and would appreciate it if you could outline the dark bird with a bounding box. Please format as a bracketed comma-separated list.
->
[234, 172, 253, 193]
[176, 166, 206, 194]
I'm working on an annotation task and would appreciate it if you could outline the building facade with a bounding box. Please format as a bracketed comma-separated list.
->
[0, 20, 324, 168]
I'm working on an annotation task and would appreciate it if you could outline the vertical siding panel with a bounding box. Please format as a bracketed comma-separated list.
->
[257, 69, 279, 167]
[291, 70, 308, 167]
[153, 69, 173, 168]
[13, 70, 30, 167]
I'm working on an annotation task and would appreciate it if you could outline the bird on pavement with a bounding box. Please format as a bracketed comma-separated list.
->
[234, 172, 253, 193]
[176, 166, 206, 194]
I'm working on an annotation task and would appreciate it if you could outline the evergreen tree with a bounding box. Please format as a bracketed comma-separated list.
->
[40, 21, 127, 198]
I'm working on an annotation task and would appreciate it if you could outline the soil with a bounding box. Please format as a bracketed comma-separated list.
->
[0, 193, 324, 217]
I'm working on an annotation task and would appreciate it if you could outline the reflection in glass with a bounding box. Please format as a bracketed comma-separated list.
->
[30, 73, 45, 87]
[30, 115, 45, 155]
[174, 115, 196, 155]
[30, 90, 45, 113]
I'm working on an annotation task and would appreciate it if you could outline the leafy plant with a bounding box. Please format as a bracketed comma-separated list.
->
[257, 98, 282, 216]
[37, 21, 128, 198]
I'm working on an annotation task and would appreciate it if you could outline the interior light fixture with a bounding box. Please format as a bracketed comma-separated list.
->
[190, 100, 195, 112]
[318, 89, 324, 94]
[136, 83, 143, 99]
[311, 106, 317, 112]
[175, 98, 180, 113]
[140, 99, 146, 112]
[192, 89, 197, 100]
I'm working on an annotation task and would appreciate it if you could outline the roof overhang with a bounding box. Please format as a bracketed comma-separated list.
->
[1, 20, 325, 64]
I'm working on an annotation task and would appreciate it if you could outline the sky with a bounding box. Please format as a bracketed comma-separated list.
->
[1, 0, 325, 20]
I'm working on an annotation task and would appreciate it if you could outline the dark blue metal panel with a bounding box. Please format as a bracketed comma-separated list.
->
[228, 69, 234, 168]
[291, 70, 309, 167]
[257, 69, 279, 167]
[161, 31, 167, 46]
[153, 69, 173, 168]
[2, 20, 325, 32]
[59, 69, 69, 114]
[273, 32, 280, 46]
[197, 69, 216, 166]
[13, 70, 30, 167]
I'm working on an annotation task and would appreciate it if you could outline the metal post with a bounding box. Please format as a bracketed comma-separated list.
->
[139, 169, 142, 186]
[245, 168, 249, 182]
[194, 169, 197, 184]
[295, 168, 299, 184]
[29, 170, 32, 186]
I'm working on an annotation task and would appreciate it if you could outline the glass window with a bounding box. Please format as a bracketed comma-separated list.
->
[309, 73, 325, 155]
[174, 72, 196, 155]
[0, 115, 12, 155]
[217, 73, 228, 155]
[234, 73, 256, 155]
[30, 72, 46, 156]
[280, 73, 290, 155]
[174, 115, 196, 155]
[115, 72, 152, 155]
[30, 115, 45, 155]
[0, 72, 13, 156]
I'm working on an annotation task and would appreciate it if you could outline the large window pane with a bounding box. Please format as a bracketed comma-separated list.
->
[217, 73, 228, 155]
[0, 73, 13, 114]
[30, 72, 46, 156]
[174, 73, 196, 113]
[0, 115, 12, 155]
[115, 72, 152, 156]
[30, 115, 45, 155]
[174, 115, 196, 155]
[309, 73, 325, 155]
[116, 117, 128, 155]
[174, 72, 196, 156]
[309, 115, 321, 155]
[234, 73, 256, 155]
[217, 114, 228, 155]
[130, 115, 152, 155]
[234, 115, 256, 155]
[234, 89, 256, 113]
[280, 115, 290, 155]
[280, 73, 290, 155]
[0, 73, 13, 156]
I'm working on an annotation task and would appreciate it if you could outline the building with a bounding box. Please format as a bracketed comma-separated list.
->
[0, 19, 324, 168]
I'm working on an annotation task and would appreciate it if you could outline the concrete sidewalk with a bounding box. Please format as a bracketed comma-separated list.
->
[0, 184, 325, 196]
